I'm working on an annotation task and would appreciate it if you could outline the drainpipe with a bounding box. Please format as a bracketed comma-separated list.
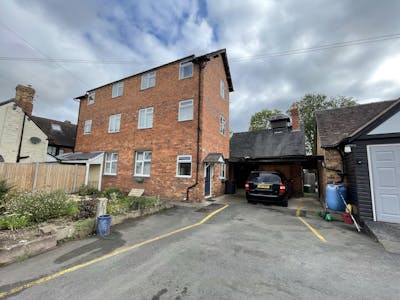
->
[186, 57, 208, 201]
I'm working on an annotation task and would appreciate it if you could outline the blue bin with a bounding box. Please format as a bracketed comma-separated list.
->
[97, 214, 111, 236]
[326, 184, 346, 211]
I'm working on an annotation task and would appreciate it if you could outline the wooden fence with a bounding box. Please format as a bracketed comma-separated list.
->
[0, 163, 86, 193]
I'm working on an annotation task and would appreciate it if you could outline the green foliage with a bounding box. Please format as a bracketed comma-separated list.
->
[102, 188, 126, 200]
[77, 200, 96, 219]
[78, 185, 101, 197]
[0, 213, 30, 230]
[74, 218, 96, 238]
[5, 190, 77, 223]
[0, 179, 13, 212]
[126, 196, 158, 211]
[249, 109, 282, 131]
[297, 94, 357, 154]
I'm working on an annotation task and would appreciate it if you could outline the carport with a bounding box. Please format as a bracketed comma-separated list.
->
[229, 114, 321, 197]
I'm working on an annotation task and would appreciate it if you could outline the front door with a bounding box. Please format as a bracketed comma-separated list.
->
[369, 144, 400, 223]
[205, 164, 211, 197]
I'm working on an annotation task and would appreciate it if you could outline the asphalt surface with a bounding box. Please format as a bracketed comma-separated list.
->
[1, 198, 400, 299]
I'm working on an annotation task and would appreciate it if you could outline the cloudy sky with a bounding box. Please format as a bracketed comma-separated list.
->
[1, 0, 399, 132]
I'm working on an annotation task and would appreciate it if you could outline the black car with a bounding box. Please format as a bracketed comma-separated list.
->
[245, 171, 289, 206]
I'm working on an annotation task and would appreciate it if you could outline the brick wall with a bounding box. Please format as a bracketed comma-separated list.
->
[75, 54, 230, 201]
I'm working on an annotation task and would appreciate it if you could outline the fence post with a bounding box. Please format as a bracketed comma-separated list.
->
[32, 162, 39, 192]
[73, 164, 78, 192]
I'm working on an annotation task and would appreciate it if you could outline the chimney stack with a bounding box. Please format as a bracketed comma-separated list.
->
[290, 102, 300, 131]
[15, 84, 35, 115]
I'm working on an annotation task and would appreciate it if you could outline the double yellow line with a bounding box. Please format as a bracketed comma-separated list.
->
[0, 204, 229, 298]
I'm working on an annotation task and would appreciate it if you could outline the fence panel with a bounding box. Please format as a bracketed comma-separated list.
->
[0, 163, 86, 193]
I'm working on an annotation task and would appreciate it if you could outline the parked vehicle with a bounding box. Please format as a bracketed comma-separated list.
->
[245, 171, 289, 206]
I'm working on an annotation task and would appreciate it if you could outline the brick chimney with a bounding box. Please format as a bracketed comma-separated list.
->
[15, 84, 35, 115]
[290, 102, 300, 131]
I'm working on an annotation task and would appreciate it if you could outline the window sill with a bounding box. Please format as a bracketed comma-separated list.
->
[137, 127, 153, 130]
[83, 133, 91, 135]
[179, 75, 193, 80]
[134, 175, 150, 178]
[108, 131, 120, 134]
[176, 175, 192, 179]
[104, 173, 117, 176]
[178, 119, 193, 122]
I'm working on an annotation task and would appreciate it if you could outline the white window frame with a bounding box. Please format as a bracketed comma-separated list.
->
[141, 71, 156, 90]
[176, 155, 192, 178]
[112, 81, 124, 98]
[47, 146, 57, 156]
[178, 99, 194, 122]
[179, 61, 193, 79]
[84, 120, 92, 135]
[219, 163, 226, 179]
[87, 91, 95, 105]
[138, 107, 154, 129]
[104, 152, 118, 175]
[134, 150, 152, 177]
[108, 113, 121, 133]
[220, 80, 225, 99]
[219, 115, 226, 135]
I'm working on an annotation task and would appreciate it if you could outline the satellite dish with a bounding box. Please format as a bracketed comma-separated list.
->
[30, 137, 41, 144]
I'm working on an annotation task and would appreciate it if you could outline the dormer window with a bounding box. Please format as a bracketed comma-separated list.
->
[87, 91, 95, 105]
[179, 61, 193, 79]
[51, 123, 62, 131]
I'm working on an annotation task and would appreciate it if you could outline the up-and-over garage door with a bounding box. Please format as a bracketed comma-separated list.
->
[368, 144, 400, 223]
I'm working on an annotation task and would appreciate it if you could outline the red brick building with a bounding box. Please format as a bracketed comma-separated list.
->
[74, 49, 233, 201]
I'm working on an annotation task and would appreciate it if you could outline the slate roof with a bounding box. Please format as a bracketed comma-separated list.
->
[230, 130, 306, 160]
[57, 151, 103, 161]
[315, 100, 399, 148]
[30, 116, 77, 148]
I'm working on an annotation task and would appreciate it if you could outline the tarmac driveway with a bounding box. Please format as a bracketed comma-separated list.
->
[1, 198, 400, 299]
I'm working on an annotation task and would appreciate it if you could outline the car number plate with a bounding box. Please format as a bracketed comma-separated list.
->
[257, 184, 270, 189]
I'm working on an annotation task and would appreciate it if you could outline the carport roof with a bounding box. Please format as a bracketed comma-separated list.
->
[230, 129, 305, 160]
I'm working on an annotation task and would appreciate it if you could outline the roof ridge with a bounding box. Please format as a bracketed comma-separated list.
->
[315, 99, 398, 115]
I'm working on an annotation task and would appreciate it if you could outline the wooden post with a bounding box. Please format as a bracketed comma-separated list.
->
[32, 162, 39, 192]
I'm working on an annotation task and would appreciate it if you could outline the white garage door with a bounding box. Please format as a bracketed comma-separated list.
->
[368, 144, 400, 223]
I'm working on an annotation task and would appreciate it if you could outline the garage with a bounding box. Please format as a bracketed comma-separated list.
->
[368, 144, 400, 223]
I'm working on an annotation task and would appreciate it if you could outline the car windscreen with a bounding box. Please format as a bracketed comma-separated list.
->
[251, 173, 281, 183]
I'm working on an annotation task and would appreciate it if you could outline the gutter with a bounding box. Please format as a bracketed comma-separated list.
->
[186, 57, 209, 201]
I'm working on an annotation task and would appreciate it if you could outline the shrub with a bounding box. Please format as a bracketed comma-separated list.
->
[5, 190, 77, 223]
[102, 188, 126, 200]
[0, 213, 30, 230]
[77, 200, 97, 219]
[78, 185, 101, 197]
[0, 179, 13, 211]
[126, 196, 158, 211]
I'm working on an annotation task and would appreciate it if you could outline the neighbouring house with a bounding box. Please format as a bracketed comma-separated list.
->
[0, 84, 77, 163]
[315, 99, 400, 224]
[30, 116, 76, 156]
[229, 104, 317, 197]
[73, 49, 233, 201]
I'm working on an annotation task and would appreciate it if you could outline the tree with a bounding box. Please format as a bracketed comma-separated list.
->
[297, 94, 357, 154]
[249, 109, 282, 131]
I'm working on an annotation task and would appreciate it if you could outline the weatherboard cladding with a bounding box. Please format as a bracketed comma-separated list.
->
[315, 100, 397, 148]
[230, 130, 305, 159]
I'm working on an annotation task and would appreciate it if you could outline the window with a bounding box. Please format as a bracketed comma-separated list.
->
[104, 152, 118, 175]
[141, 72, 156, 90]
[112, 81, 124, 98]
[47, 146, 57, 156]
[134, 151, 152, 177]
[138, 107, 153, 129]
[87, 91, 95, 105]
[179, 61, 193, 79]
[178, 99, 194, 121]
[51, 123, 62, 131]
[108, 114, 121, 133]
[219, 115, 226, 135]
[219, 163, 226, 179]
[220, 80, 225, 99]
[59, 149, 64, 155]
[84, 120, 92, 135]
[177, 155, 192, 177]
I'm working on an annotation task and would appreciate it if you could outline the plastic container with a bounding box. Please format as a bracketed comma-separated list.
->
[303, 184, 311, 193]
[97, 214, 111, 236]
[326, 184, 346, 211]
[225, 180, 236, 194]
[343, 213, 353, 224]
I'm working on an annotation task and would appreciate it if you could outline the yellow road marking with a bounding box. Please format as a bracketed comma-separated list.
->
[0, 204, 229, 298]
[296, 199, 302, 217]
[298, 216, 327, 243]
